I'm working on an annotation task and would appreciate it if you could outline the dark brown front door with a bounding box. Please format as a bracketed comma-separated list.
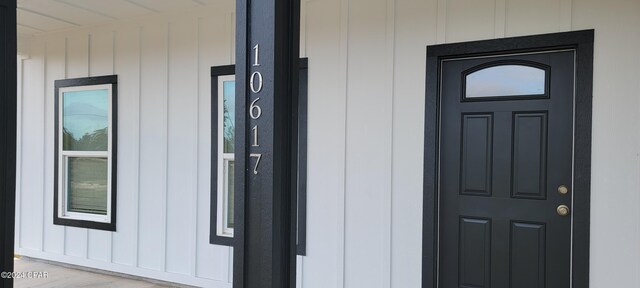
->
[438, 50, 574, 288]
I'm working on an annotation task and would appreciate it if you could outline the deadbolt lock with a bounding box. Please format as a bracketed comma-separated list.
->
[558, 185, 569, 195]
[557, 205, 570, 216]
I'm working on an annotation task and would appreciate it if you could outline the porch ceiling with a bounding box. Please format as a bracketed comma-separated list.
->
[16, 0, 222, 39]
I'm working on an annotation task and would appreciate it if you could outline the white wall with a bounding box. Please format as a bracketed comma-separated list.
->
[302, 0, 640, 288]
[16, 3, 235, 287]
[16, 0, 640, 287]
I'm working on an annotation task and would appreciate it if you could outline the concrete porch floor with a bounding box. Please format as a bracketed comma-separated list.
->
[13, 257, 174, 288]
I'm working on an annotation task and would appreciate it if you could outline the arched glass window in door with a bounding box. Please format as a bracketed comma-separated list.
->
[464, 62, 548, 100]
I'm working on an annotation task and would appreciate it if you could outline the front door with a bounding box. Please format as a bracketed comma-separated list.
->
[438, 50, 574, 288]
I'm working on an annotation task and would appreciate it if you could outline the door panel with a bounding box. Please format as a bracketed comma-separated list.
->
[439, 51, 574, 288]
[459, 217, 492, 288]
[512, 112, 547, 199]
[460, 114, 493, 196]
[510, 221, 546, 288]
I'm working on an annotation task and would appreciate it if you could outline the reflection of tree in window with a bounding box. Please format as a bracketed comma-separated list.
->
[223, 98, 234, 153]
[64, 127, 108, 151]
[223, 81, 235, 153]
[222, 80, 235, 230]
[63, 89, 109, 151]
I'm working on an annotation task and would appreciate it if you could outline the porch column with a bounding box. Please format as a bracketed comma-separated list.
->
[0, 0, 17, 288]
[233, 0, 300, 287]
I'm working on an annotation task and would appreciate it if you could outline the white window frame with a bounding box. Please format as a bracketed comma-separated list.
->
[216, 75, 235, 237]
[57, 84, 113, 224]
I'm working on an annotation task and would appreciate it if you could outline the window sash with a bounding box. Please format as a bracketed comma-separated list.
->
[57, 84, 113, 223]
[216, 75, 235, 238]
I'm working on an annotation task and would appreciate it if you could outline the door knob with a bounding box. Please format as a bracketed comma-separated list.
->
[558, 185, 569, 194]
[557, 205, 570, 216]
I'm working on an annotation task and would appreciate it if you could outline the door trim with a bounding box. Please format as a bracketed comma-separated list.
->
[422, 30, 594, 288]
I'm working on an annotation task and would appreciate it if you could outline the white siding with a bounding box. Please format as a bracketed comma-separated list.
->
[16, 0, 640, 287]
[301, 0, 640, 288]
[112, 26, 140, 267]
[16, 3, 235, 288]
[572, 0, 640, 287]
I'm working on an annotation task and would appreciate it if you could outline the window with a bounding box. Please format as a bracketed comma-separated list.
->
[463, 61, 549, 100]
[54, 76, 117, 231]
[218, 72, 236, 239]
[210, 61, 308, 255]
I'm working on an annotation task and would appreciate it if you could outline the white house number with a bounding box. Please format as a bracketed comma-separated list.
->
[249, 44, 263, 175]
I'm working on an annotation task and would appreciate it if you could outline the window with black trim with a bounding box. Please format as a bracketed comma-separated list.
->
[54, 75, 117, 231]
[210, 60, 308, 256]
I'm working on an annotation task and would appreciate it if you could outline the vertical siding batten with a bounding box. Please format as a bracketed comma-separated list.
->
[560, 0, 572, 31]
[339, 0, 349, 287]
[163, 21, 170, 273]
[192, 16, 201, 278]
[384, 0, 395, 286]
[41, 42, 47, 253]
[135, 26, 142, 268]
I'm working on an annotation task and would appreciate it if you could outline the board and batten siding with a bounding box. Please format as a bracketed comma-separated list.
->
[302, 0, 639, 288]
[16, 3, 235, 287]
[15, 0, 640, 288]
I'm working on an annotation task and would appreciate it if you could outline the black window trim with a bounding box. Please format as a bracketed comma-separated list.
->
[210, 59, 308, 256]
[53, 75, 118, 232]
[209, 64, 235, 247]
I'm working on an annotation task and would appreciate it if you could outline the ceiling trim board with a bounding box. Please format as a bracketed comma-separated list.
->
[122, 0, 160, 13]
[54, 0, 118, 20]
[16, 7, 81, 26]
[17, 23, 45, 33]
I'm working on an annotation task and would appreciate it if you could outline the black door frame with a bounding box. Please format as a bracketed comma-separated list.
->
[422, 30, 594, 288]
